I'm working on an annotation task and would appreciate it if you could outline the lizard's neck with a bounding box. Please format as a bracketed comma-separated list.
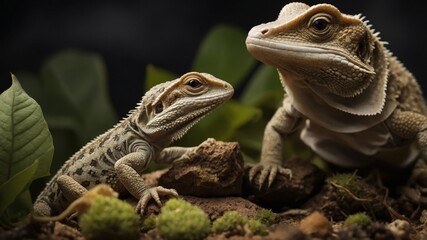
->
[125, 109, 171, 149]
[278, 69, 398, 133]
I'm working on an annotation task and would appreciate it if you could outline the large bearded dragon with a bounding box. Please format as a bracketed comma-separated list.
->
[246, 2, 427, 201]
[34, 72, 233, 216]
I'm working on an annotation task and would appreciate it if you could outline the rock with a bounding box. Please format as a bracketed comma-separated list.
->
[298, 211, 332, 239]
[159, 138, 244, 197]
[244, 157, 325, 208]
[387, 219, 411, 240]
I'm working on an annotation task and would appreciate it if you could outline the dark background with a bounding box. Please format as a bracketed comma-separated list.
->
[1, 0, 426, 118]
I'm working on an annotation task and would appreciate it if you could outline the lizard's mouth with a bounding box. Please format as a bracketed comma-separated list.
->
[246, 37, 374, 75]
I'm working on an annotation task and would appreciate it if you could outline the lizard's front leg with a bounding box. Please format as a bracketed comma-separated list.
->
[249, 97, 302, 188]
[114, 152, 178, 215]
[386, 110, 427, 205]
[156, 146, 197, 164]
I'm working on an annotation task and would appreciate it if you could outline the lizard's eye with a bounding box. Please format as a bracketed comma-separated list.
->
[154, 103, 163, 114]
[309, 14, 332, 34]
[312, 18, 329, 31]
[186, 79, 202, 89]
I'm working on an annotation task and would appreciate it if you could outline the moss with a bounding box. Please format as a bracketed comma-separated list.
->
[344, 212, 372, 227]
[247, 219, 268, 236]
[79, 195, 139, 240]
[212, 211, 248, 234]
[140, 214, 156, 232]
[157, 198, 210, 240]
[329, 173, 365, 197]
[212, 211, 268, 236]
[254, 209, 275, 226]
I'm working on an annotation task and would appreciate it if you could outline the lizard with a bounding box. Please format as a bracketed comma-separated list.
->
[245, 2, 427, 203]
[32, 184, 118, 222]
[33, 72, 234, 217]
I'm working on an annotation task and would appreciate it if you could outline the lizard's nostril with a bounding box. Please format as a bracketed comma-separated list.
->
[261, 28, 270, 35]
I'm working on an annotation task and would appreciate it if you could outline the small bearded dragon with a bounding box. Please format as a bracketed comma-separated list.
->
[246, 2, 427, 200]
[33, 72, 233, 217]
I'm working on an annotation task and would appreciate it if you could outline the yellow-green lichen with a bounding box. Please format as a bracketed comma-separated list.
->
[247, 219, 268, 235]
[212, 211, 268, 236]
[140, 214, 157, 232]
[254, 209, 276, 226]
[157, 198, 210, 240]
[344, 212, 372, 227]
[212, 211, 248, 234]
[79, 195, 139, 240]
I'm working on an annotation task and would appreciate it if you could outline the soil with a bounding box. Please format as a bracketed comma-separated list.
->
[1, 139, 426, 240]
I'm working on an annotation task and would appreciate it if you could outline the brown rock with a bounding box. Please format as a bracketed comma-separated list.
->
[298, 211, 332, 239]
[244, 157, 325, 208]
[159, 138, 244, 197]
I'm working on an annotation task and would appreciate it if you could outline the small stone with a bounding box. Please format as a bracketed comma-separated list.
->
[159, 138, 244, 197]
[387, 219, 411, 240]
[298, 211, 332, 238]
[420, 209, 427, 224]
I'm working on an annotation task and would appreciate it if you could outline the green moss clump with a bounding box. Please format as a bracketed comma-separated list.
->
[254, 209, 276, 226]
[247, 219, 268, 236]
[344, 212, 372, 227]
[329, 173, 365, 197]
[212, 211, 268, 236]
[140, 214, 156, 232]
[79, 196, 139, 240]
[157, 198, 210, 240]
[212, 211, 248, 234]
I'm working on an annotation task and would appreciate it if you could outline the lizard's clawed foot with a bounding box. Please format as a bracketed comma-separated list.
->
[399, 160, 427, 205]
[136, 186, 178, 215]
[249, 163, 292, 189]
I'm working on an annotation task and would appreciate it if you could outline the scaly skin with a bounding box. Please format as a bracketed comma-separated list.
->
[245, 2, 427, 203]
[33, 72, 233, 216]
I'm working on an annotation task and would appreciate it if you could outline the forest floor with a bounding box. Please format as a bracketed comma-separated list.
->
[1, 139, 426, 240]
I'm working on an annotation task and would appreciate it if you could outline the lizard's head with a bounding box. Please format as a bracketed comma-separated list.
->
[246, 2, 388, 100]
[136, 72, 233, 145]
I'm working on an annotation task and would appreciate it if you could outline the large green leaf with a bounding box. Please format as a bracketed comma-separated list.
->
[240, 65, 283, 108]
[176, 100, 261, 146]
[40, 50, 118, 143]
[192, 24, 256, 88]
[1, 190, 33, 226]
[0, 75, 54, 224]
[0, 75, 53, 183]
[0, 160, 39, 214]
[145, 64, 177, 91]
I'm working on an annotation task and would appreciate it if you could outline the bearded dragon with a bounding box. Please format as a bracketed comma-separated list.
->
[33, 72, 233, 217]
[245, 2, 427, 200]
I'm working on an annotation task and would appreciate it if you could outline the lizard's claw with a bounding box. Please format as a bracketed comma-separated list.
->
[249, 163, 292, 189]
[136, 186, 178, 215]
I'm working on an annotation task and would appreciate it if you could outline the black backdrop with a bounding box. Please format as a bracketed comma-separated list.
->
[1, 0, 426, 117]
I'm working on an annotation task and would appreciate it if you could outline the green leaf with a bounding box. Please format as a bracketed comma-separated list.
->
[0, 75, 54, 224]
[176, 101, 261, 146]
[40, 49, 117, 143]
[145, 64, 178, 91]
[0, 160, 39, 215]
[0, 190, 33, 227]
[0, 75, 53, 183]
[192, 24, 256, 88]
[240, 65, 283, 107]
